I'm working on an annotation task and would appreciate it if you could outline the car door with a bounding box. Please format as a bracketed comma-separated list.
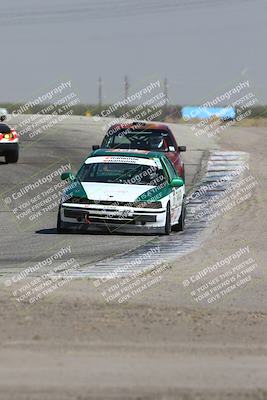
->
[162, 157, 183, 223]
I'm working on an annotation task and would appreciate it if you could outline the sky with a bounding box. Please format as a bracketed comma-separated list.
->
[1, 0, 267, 105]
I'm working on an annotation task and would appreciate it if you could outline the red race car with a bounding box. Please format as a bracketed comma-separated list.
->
[0, 115, 19, 163]
[93, 122, 186, 180]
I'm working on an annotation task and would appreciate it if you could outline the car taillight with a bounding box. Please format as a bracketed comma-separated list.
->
[10, 129, 17, 138]
[4, 133, 13, 139]
[0, 129, 17, 140]
[4, 131, 17, 140]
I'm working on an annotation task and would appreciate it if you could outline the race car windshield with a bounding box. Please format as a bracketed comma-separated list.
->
[77, 162, 167, 185]
[102, 130, 173, 152]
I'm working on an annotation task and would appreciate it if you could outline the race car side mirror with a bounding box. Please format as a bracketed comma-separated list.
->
[0, 115, 6, 121]
[171, 177, 184, 188]
[92, 145, 100, 150]
[178, 145, 186, 152]
[61, 172, 75, 181]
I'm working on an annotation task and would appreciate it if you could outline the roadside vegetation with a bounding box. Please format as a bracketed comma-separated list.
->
[1, 103, 267, 126]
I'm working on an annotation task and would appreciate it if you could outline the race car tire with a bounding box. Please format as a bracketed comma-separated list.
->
[5, 149, 19, 164]
[173, 197, 186, 232]
[57, 207, 67, 233]
[164, 202, 171, 235]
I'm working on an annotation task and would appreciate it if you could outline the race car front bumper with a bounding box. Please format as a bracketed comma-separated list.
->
[60, 203, 166, 233]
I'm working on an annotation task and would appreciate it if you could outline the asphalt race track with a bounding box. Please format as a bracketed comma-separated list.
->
[0, 115, 216, 277]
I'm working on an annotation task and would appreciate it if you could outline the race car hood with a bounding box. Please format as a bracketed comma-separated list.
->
[81, 182, 155, 203]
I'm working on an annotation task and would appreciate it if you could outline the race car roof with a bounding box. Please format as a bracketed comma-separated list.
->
[90, 148, 164, 160]
[0, 123, 11, 133]
[107, 122, 170, 133]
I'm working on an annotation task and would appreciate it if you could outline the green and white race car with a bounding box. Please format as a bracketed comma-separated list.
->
[57, 149, 186, 235]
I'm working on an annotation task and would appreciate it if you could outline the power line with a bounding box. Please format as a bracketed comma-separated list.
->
[124, 75, 129, 100]
[163, 78, 168, 119]
[98, 77, 102, 110]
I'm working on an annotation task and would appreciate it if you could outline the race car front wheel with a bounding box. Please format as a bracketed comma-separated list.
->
[173, 197, 186, 232]
[57, 207, 66, 233]
[5, 149, 19, 163]
[164, 203, 171, 235]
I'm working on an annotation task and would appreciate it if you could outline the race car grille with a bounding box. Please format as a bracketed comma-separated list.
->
[65, 197, 162, 208]
[63, 208, 156, 224]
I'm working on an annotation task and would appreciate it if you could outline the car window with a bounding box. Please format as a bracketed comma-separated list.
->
[103, 130, 173, 152]
[168, 158, 178, 177]
[163, 157, 177, 181]
[159, 158, 172, 183]
[0, 124, 11, 133]
[77, 162, 167, 186]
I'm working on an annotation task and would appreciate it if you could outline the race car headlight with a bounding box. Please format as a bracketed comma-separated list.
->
[62, 197, 76, 203]
[134, 201, 162, 209]
[63, 197, 91, 204]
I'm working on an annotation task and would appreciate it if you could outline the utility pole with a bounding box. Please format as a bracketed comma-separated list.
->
[163, 78, 168, 119]
[98, 77, 102, 111]
[124, 75, 129, 100]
